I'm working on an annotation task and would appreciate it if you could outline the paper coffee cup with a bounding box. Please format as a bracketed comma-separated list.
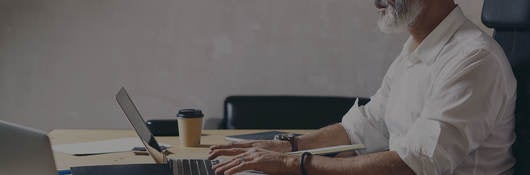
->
[177, 109, 203, 147]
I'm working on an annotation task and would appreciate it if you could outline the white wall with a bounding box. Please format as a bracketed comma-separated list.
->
[0, 0, 488, 131]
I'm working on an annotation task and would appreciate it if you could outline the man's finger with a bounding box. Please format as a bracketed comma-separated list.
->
[208, 148, 247, 160]
[213, 157, 246, 175]
[212, 153, 250, 169]
[209, 141, 253, 150]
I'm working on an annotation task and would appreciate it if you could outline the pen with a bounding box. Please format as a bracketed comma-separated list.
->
[58, 169, 72, 175]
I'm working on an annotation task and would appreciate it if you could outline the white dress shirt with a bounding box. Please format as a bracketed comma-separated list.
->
[341, 7, 516, 175]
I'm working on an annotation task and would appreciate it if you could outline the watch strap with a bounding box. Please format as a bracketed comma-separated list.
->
[289, 135, 298, 152]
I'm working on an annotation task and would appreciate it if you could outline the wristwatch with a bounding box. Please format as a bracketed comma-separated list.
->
[273, 133, 299, 152]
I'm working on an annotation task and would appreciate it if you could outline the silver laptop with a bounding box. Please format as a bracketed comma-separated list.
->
[116, 87, 216, 175]
[0, 120, 58, 175]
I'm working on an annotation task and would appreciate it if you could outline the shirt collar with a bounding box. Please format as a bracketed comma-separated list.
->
[401, 6, 466, 66]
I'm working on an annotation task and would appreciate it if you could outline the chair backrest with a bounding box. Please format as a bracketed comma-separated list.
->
[219, 96, 370, 129]
[482, 1, 530, 174]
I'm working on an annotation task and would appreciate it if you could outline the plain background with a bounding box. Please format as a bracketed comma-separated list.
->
[0, 0, 489, 131]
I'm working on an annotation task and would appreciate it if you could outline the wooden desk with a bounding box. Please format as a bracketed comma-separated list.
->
[50, 129, 313, 170]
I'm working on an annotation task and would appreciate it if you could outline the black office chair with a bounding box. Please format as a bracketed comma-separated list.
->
[219, 96, 370, 129]
[482, 0, 530, 174]
[145, 96, 369, 135]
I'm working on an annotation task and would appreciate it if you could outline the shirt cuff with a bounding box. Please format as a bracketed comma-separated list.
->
[391, 119, 444, 175]
[392, 135, 450, 175]
[341, 106, 389, 155]
[394, 147, 440, 175]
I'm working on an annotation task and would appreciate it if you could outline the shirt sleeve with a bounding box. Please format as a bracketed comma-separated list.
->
[391, 49, 514, 175]
[341, 58, 397, 154]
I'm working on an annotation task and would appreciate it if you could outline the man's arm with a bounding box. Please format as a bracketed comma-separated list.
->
[300, 151, 415, 175]
[208, 123, 354, 159]
[215, 148, 416, 175]
[296, 123, 352, 150]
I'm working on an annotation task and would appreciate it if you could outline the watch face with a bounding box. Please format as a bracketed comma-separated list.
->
[273, 133, 299, 152]
[273, 134, 290, 141]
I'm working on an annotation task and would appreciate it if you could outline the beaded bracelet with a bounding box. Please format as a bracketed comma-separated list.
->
[300, 152, 312, 175]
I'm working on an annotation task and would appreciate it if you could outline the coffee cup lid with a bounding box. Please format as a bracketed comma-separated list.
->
[177, 109, 204, 118]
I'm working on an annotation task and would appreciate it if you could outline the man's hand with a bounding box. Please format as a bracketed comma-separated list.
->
[208, 140, 291, 160]
[210, 148, 299, 175]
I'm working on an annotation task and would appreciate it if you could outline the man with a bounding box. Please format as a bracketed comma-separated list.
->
[208, 0, 517, 174]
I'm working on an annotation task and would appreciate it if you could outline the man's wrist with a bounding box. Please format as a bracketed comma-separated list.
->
[274, 133, 299, 152]
[284, 155, 302, 175]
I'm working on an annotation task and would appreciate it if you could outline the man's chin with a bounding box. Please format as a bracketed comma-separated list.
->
[376, 12, 409, 34]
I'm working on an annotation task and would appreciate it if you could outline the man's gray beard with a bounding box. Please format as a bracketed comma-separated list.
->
[377, 0, 423, 34]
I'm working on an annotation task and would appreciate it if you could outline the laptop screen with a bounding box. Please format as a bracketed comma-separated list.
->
[116, 87, 166, 163]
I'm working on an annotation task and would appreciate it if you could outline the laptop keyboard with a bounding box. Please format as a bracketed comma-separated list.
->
[171, 159, 217, 175]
